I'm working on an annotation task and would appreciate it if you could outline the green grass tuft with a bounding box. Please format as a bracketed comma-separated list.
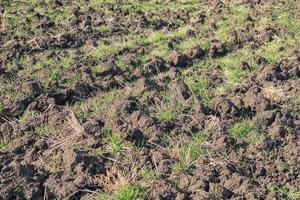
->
[267, 183, 300, 200]
[141, 169, 156, 182]
[157, 110, 176, 122]
[171, 130, 211, 174]
[36, 125, 55, 136]
[104, 129, 124, 155]
[114, 185, 146, 200]
[0, 140, 9, 151]
[229, 120, 255, 139]
[0, 102, 3, 113]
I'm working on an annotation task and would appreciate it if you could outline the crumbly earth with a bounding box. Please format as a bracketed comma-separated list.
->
[0, 0, 300, 199]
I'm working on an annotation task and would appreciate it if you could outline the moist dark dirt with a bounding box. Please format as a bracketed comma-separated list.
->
[0, 0, 300, 199]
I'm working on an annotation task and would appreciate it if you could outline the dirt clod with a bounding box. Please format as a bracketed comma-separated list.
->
[167, 51, 191, 68]
[1, 1, 300, 199]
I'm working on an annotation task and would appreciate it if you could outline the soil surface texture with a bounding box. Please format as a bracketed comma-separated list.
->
[0, 0, 300, 199]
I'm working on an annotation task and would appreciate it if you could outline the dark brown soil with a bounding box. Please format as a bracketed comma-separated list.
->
[0, 0, 299, 199]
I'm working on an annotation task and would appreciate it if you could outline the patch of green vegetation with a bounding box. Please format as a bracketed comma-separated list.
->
[284, 125, 293, 135]
[143, 31, 166, 45]
[61, 57, 72, 69]
[98, 91, 118, 112]
[130, 0, 202, 13]
[122, 0, 166, 14]
[97, 192, 110, 200]
[0, 140, 9, 151]
[90, 43, 119, 60]
[75, 89, 119, 118]
[16, 53, 73, 82]
[99, 184, 146, 200]
[172, 162, 184, 174]
[214, 3, 252, 42]
[48, 68, 60, 82]
[141, 27, 184, 45]
[138, 27, 194, 60]
[289, 96, 300, 106]
[19, 111, 38, 122]
[95, 25, 112, 33]
[49, 150, 62, 174]
[141, 169, 156, 182]
[1, 83, 19, 104]
[36, 125, 55, 136]
[149, 44, 171, 60]
[76, 100, 90, 119]
[89, 37, 135, 61]
[214, 48, 256, 88]
[50, 6, 74, 22]
[289, 109, 300, 118]
[108, 133, 123, 155]
[247, 133, 264, 144]
[261, 144, 278, 161]
[267, 183, 300, 200]
[258, 2, 300, 38]
[185, 76, 211, 106]
[2, 0, 13, 3]
[63, 74, 82, 87]
[157, 109, 176, 122]
[229, 120, 255, 139]
[175, 37, 209, 52]
[102, 89, 118, 104]
[103, 129, 124, 155]
[16, 55, 32, 69]
[2, 0, 300, 198]
[255, 37, 294, 62]
[135, 54, 152, 67]
[0, 102, 3, 113]
[178, 142, 202, 165]
[192, 130, 211, 144]
[8, 90, 18, 103]
[171, 130, 210, 174]
[154, 93, 179, 122]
